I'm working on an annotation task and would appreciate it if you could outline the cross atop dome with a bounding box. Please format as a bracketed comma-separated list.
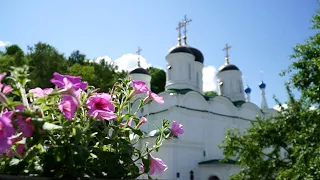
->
[223, 43, 232, 64]
[181, 15, 192, 45]
[176, 21, 184, 46]
[136, 46, 142, 67]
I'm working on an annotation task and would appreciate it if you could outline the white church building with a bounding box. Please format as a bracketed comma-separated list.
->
[129, 16, 278, 180]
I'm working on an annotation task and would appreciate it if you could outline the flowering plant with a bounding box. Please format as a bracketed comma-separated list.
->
[0, 66, 184, 179]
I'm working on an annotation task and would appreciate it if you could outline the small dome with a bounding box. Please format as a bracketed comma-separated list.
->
[129, 67, 149, 75]
[168, 45, 193, 55]
[218, 64, 240, 72]
[244, 86, 251, 94]
[189, 47, 204, 63]
[259, 81, 266, 89]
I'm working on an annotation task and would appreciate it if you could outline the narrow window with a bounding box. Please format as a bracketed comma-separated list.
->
[219, 81, 224, 94]
[167, 65, 172, 80]
[196, 72, 199, 87]
[188, 64, 191, 79]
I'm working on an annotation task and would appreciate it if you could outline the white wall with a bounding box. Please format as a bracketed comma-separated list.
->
[138, 90, 273, 179]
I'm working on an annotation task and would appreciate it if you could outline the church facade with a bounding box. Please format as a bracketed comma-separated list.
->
[129, 17, 277, 180]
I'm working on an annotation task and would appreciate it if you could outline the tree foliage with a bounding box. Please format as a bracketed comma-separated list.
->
[221, 9, 320, 180]
[204, 91, 218, 97]
[147, 67, 166, 94]
[0, 42, 165, 94]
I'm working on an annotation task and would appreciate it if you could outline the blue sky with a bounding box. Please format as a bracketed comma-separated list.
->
[0, 0, 318, 108]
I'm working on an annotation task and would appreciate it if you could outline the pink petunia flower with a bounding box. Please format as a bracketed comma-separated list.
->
[149, 154, 168, 175]
[50, 72, 88, 91]
[0, 73, 13, 105]
[170, 121, 184, 137]
[137, 117, 148, 128]
[5, 136, 26, 158]
[120, 118, 133, 128]
[131, 80, 149, 97]
[0, 73, 6, 82]
[14, 104, 34, 137]
[0, 110, 15, 153]
[16, 117, 34, 137]
[0, 73, 13, 95]
[29, 87, 53, 98]
[59, 95, 78, 120]
[86, 93, 116, 120]
[0, 84, 13, 94]
[144, 91, 164, 104]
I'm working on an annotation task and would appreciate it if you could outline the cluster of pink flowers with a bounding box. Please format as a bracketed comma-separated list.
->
[0, 72, 184, 177]
[0, 73, 34, 156]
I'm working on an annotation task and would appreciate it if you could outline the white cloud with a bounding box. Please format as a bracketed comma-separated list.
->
[114, 53, 151, 72]
[0, 41, 10, 47]
[93, 53, 151, 72]
[202, 65, 217, 92]
[94, 56, 112, 64]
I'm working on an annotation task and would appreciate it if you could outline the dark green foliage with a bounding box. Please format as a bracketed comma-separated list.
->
[147, 67, 166, 94]
[28, 42, 68, 88]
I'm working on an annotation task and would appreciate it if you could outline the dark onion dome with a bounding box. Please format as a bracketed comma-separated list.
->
[129, 67, 149, 75]
[168, 45, 193, 55]
[244, 86, 252, 94]
[189, 47, 204, 63]
[168, 45, 204, 63]
[259, 81, 266, 89]
[218, 64, 240, 72]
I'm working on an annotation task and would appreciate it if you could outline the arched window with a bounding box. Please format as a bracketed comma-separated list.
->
[208, 175, 220, 180]
[167, 65, 172, 80]
[219, 81, 224, 94]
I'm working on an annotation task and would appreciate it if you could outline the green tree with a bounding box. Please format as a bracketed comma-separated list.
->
[0, 45, 28, 72]
[204, 91, 218, 97]
[90, 59, 125, 92]
[147, 67, 166, 94]
[221, 10, 320, 180]
[68, 50, 86, 65]
[28, 42, 68, 88]
[5, 44, 24, 56]
[67, 63, 96, 83]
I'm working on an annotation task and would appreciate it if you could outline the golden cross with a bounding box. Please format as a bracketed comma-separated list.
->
[136, 46, 142, 67]
[223, 43, 232, 64]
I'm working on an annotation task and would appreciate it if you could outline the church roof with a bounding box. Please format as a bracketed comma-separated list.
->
[168, 45, 193, 54]
[198, 159, 236, 165]
[189, 47, 204, 63]
[129, 67, 149, 75]
[218, 64, 240, 72]
[168, 45, 204, 63]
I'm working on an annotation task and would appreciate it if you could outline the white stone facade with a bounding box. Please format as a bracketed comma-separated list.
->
[130, 44, 277, 180]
